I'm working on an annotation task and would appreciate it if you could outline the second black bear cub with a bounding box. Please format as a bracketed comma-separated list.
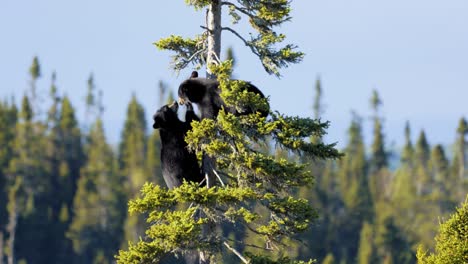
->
[152, 101, 203, 189]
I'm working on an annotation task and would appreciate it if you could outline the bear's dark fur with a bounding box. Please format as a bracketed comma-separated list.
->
[152, 101, 203, 189]
[178, 74, 268, 119]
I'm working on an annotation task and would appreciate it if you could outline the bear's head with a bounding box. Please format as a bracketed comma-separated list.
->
[178, 78, 215, 104]
[152, 101, 196, 130]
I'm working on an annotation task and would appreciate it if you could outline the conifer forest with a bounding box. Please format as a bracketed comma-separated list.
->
[1, 1, 467, 264]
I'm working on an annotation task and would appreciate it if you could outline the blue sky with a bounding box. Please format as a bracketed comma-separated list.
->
[1, 0, 467, 149]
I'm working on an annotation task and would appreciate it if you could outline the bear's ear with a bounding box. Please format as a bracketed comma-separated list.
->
[152, 114, 164, 129]
[169, 101, 179, 112]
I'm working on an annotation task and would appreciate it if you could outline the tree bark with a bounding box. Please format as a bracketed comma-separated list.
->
[0, 232, 4, 264]
[200, 2, 222, 263]
[206, 0, 222, 79]
[198, 2, 222, 263]
[460, 140, 465, 180]
[6, 207, 17, 264]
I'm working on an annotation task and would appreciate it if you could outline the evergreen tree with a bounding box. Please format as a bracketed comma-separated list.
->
[429, 145, 449, 186]
[43, 76, 84, 262]
[84, 73, 104, 126]
[28, 56, 41, 118]
[415, 130, 430, 167]
[392, 122, 416, 205]
[59, 96, 84, 212]
[374, 214, 414, 264]
[118, 95, 148, 244]
[7, 94, 51, 264]
[417, 196, 468, 264]
[322, 253, 335, 264]
[5, 177, 23, 264]
[451, 117, 468, 202]
[118, 1, 339, 263]
[356, 222, 375, 264]
[400, 121, 413, 166]
[146, 131, 163, 186]
[369, 90, 387, 173]
[0, 100, 18, 264]
[0, 100, 18, 229]
[313, 77, 323, 121]
[155, 0, 303, 77]
[336, 113, 372, 261]
[67, 119, 126, 264]
[44, 72, 72, 262]
[414, 130, 431, 195]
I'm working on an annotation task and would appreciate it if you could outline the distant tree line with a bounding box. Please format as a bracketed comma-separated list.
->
[0, 56, 466, 264]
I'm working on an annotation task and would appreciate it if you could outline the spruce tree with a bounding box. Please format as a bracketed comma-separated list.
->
[369, 90, 387, 173]
[59, 96, 84, 213]
[117, 1, 341, 263]
[322, 253, 335, 264]
[0, 101, 18, 227]
[374, 214, 414, 264]
[49, 92, 84, 262]
[356, 222, 375, 264]
[414, 130, 431, 195]
[313, 77, 323, 121]
[118, 95, 149, 244]
[7, 94, 51, 263]
[392, 122, 416, 204]
[44, 72, 72, 262]
[416, 196, 468, 264]
[67, 119, 126, 264]
[0, 100, 17, 264]
[146, 131, 164, 186]
[451, 118, 468, 202]
[429, 145, 449, 185]
[337, 113, 372, 260]
[400, 121, 413, 166]
[28, 56, 41, 118]
[119, 94, 148, 189]
[155, 0, 303, 77]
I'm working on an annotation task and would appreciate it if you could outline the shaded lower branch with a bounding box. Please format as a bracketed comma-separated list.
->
[223, 241, 250, 264]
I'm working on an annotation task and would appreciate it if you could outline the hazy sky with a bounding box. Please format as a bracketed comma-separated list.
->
[1, 0, 467, 148]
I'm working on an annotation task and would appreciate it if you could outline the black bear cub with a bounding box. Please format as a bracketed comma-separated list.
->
[152, 101, 203, 189]
[178, 73, 269, 119]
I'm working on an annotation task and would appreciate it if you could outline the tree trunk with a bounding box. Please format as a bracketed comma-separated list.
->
[6, 207, 17, 264]
[0, 232, 4, 264]
[200, 2, 222, 263]
[460, 140, 465, 180]
[206, 0, 222, 79]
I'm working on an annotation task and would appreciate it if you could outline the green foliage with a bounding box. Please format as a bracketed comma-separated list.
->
[117, 62, 340, 263]
[357, 222, 375, 264]
[0, 100, 17, 227]
[154, 35, 207, 72]
[1, 38, 466, 264]
[417, 196, 468, 264]
[68, 119, 126, 263]
[156, 0, 303, 76]
[119, 95, 149, 244]
[369, 90, 387, 172]
[29, 56, 41, 80]
[321, 253, 335, 264]
[401, 121, 414, 165]
[184, 0, 212, 10]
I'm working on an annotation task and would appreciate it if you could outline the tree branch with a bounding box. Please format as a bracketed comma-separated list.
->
[221, 27, 260, 57]
[223, 241, 250, 264]
[186, 48, 207, 65]
[221, 2, 255, 19]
